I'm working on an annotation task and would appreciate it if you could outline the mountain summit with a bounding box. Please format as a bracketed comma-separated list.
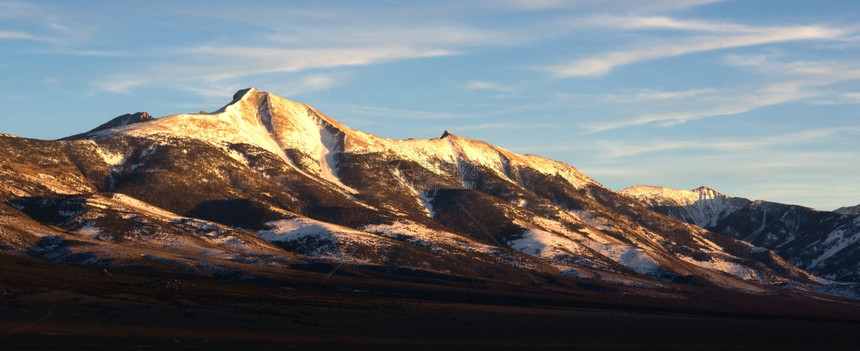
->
[619, 185, 733, 207]
[63, 111, 154, 140]
[618, 185, 750, 227]
[620, 185, 860, 282]
[1, 88, 857, 304]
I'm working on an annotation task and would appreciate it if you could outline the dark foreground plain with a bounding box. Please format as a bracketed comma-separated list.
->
[1, 253, 858, 351]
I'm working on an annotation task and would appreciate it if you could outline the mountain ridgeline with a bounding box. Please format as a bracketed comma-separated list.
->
[0, 88, 857, 301]
[619, 185, 860, 283]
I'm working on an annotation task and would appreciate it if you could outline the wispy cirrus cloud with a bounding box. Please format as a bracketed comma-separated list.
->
[0, 1, 97, 47]
[454, 122, 559, 131]
[599, 88, 715, 102]
[599, 126, 860, 158]
[342, 104, 479, 120]
[266, 25, 508, 49]
[576, 14, 775, 33]
[0, 30, 38, 41]
[522, 125, 860, 158]
[580, 55, 860, 132]
[464, 80, 515, 92]
[94, 46, 454, 93]
[547, 24, 845, 77]
[724, 54, 860, 82]
[721, 54, 860, 103]
[0, 0, 41, 19]
[497, 0, 727, 12]
[90, 6, 511, 95]
[812, 91, 860, 105]
[582, 84, 817, 133]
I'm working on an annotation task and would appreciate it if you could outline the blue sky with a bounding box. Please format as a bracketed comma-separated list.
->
[1, 0, 859, 210]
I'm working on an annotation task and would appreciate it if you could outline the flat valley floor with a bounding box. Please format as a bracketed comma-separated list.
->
[1, 254, 858, 350]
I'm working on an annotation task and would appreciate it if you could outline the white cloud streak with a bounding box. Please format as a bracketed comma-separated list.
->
[600, 88, 715, 102]
[89, 7, 512, 95]
[548, 25, 844, 77]
[573, 49, 860, 133]
[266, 25, 508, 48]
[0, 1, 96, 44]
[464, 80, 515, 92]
[577, 15, 770, 33]
[583, 85, 817, 133]
[0, 30, 38, 40]
[520, 125, 860, 158]
[498, 0, 727, 12]
[343, 105, 479, 120]
[0, 0, 42, 19]
[724, 55, 860, 84]
[95, 46, 454, 93]
[601, 126, 860, 158]
[454, 122, 559, 131]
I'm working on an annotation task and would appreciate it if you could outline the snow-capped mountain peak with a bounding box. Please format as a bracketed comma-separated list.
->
[221, 87, 352, 134]
[618, 185, 751, 228]
[619, 185, 726, 207]
[81, 88, 598, 193]
[79, 88, 364, 192]
[626, 185, 860, 283]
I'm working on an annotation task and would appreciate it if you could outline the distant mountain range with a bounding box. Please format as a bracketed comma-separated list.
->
[619, 185, 860, 282]
[836, 204, 860, 216]
[1, 88, 857, 303]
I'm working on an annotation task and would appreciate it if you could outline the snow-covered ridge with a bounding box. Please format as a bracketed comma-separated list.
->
[89, 88, 598, 191]
[618, 185, 750, 228]
[90, 88, 358, 192]
[619, 185, 727, 207]
[836, 204, 860, 216]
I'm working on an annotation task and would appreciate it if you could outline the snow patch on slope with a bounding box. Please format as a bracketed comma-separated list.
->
[680, 255, 763, 281]
[510, 226, 664, 277]
[258, 217, 364, 242]
[809, 218, 860, 269]
[419, 192, 436, 218]
[226, 148, 251, 167]
[96, 147, 125, 166]
[76, 223, 106, 240]
[510, 228, 572, 256]
[258, 217, 390, 262]
[362, 220, 496, 254]
[583, 241, 663, 276]
[107, 193, 183, 221]
[568, 210, 613, 232]
[317, 126, 354, 192]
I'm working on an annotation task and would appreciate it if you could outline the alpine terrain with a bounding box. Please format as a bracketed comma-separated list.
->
[1, 88, 858, 349]
[620, 185, 860, 283]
